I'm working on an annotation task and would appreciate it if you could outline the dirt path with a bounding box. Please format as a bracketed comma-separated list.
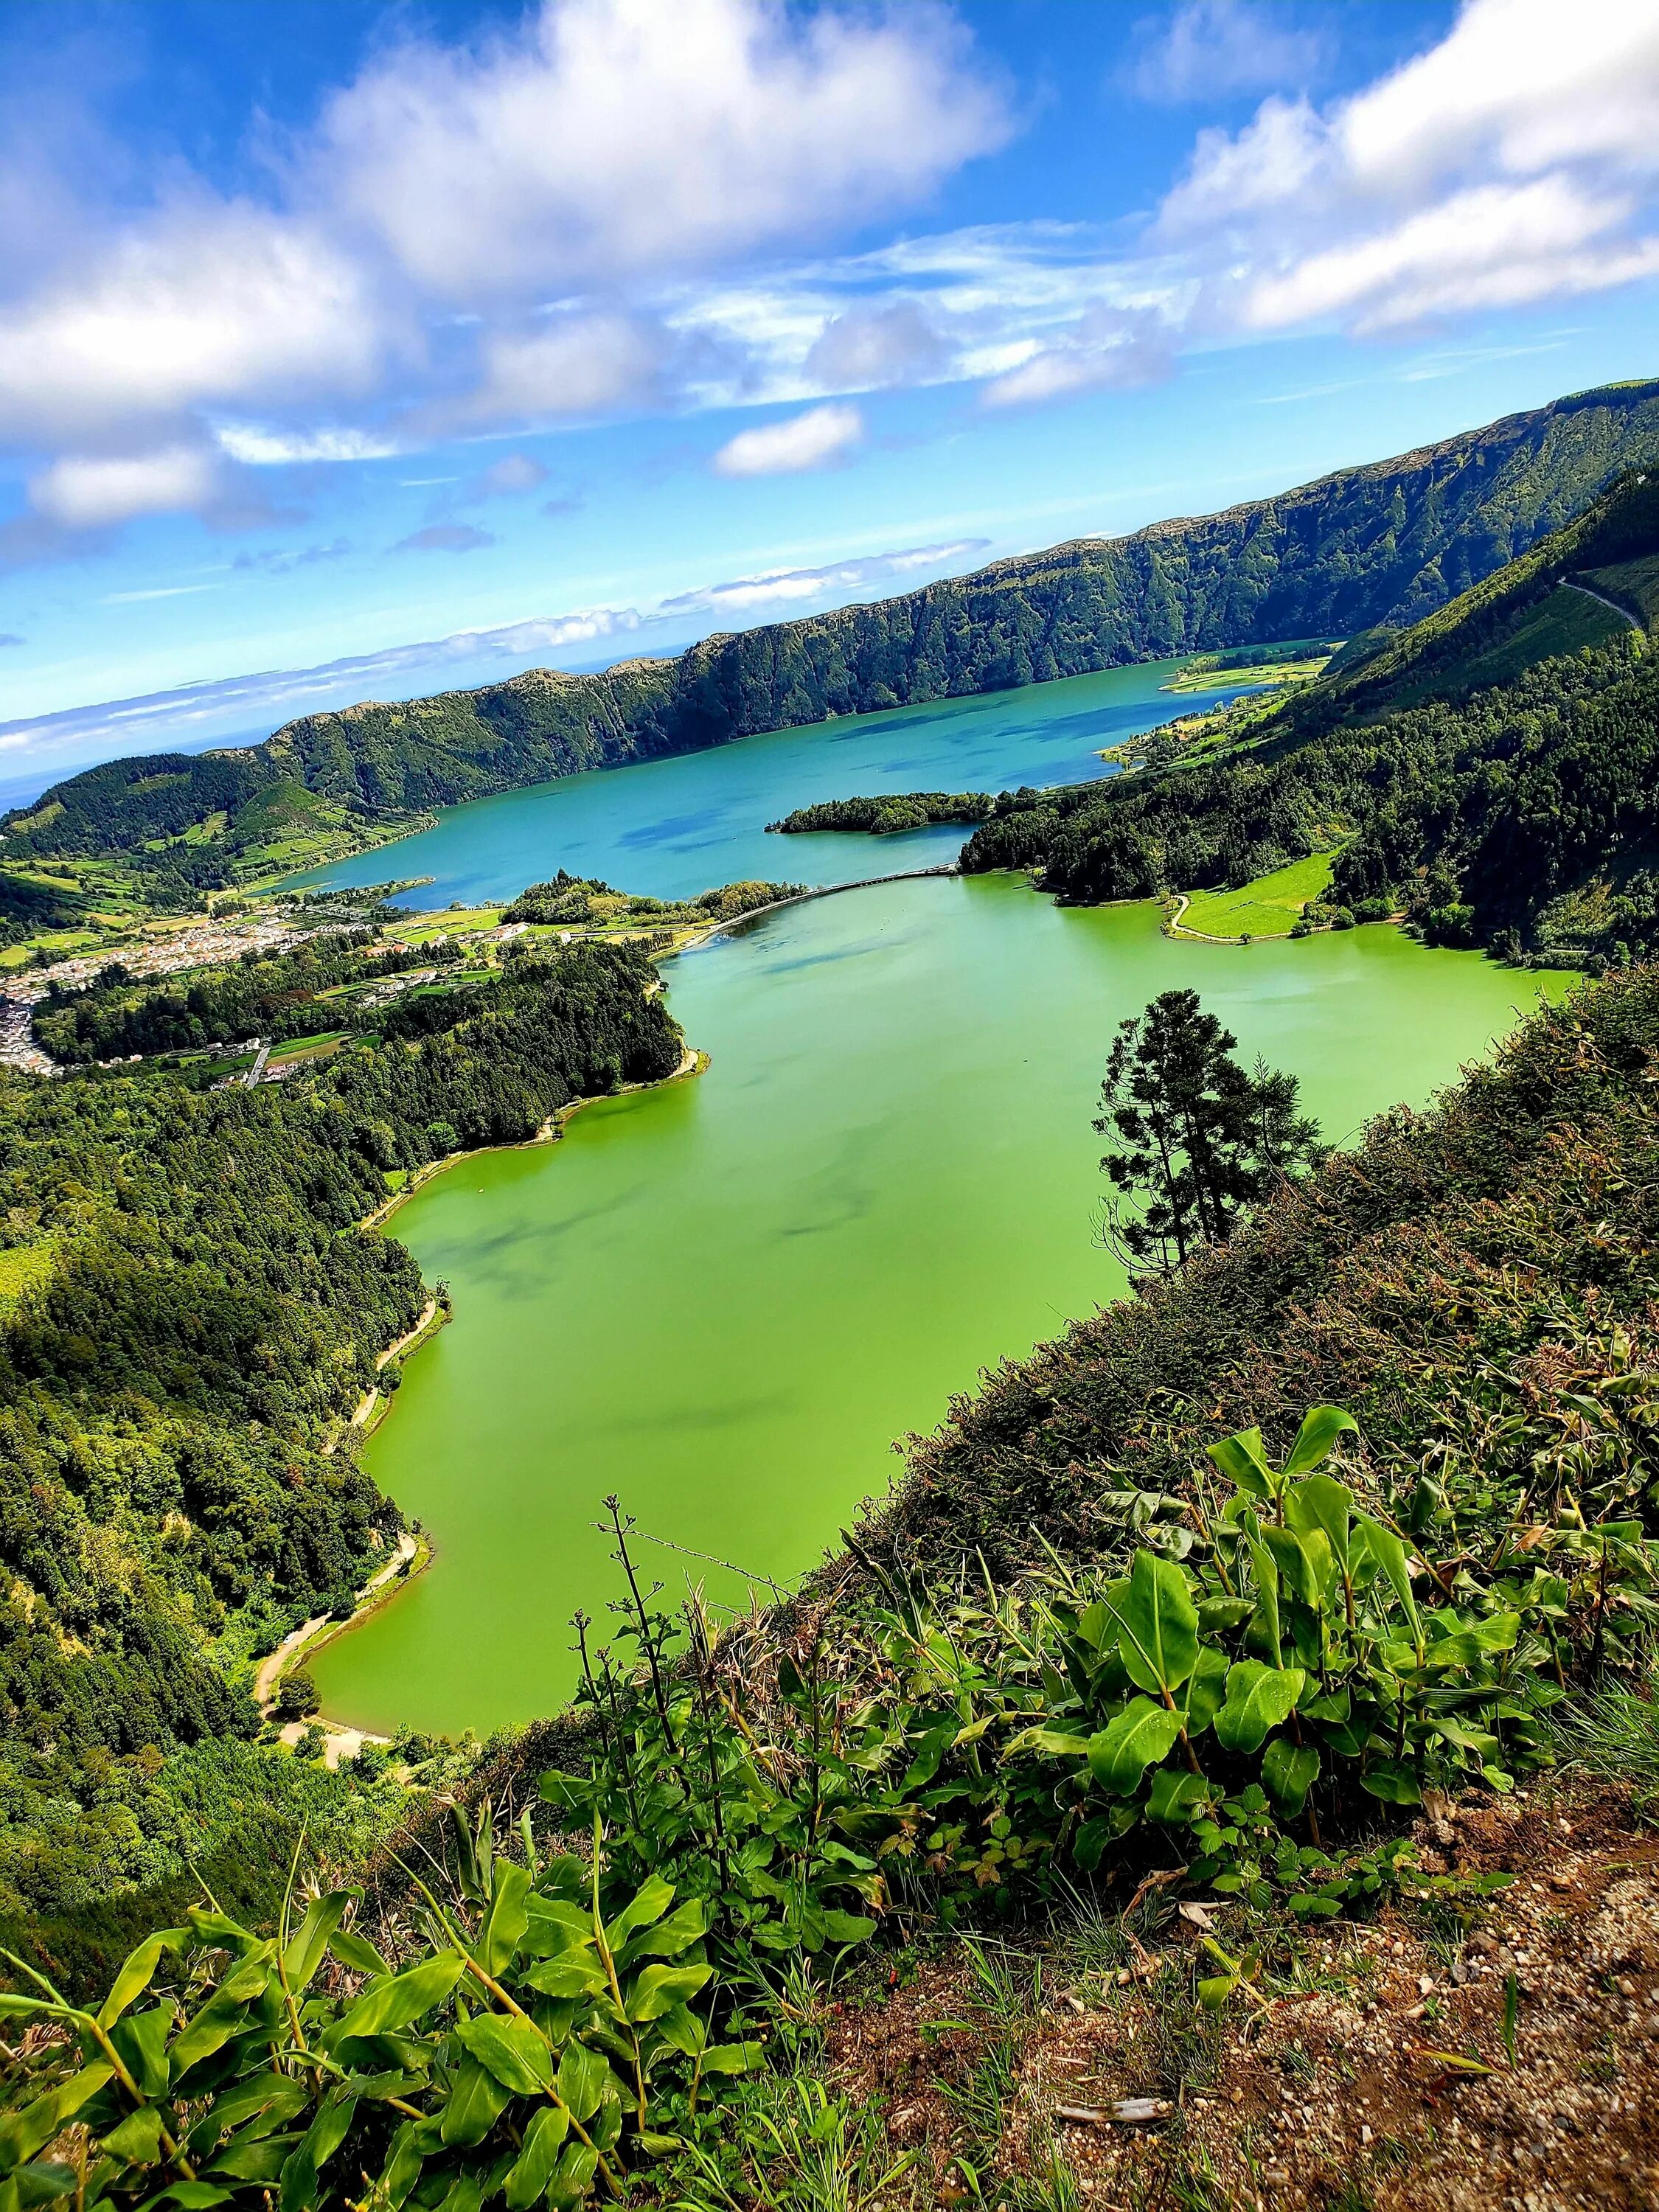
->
[1562, 576, 1644, 631]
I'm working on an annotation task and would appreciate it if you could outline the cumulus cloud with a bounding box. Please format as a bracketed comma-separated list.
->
[712, 402, 863, 476]
[659, 537, 990, 616]
[28, 445, 223, 529]
[432, 315, 668, 434]
[0, 209, 383, 448]
[1161, 0, 1659, 338]
[313, 0, 1010, 304]
[1125, 1, 1326, 105]
[392, 522, 496, 554]
[0, 0, 1007, 550]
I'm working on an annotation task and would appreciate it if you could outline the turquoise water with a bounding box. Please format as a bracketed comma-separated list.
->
[288, 658, 1267, 908]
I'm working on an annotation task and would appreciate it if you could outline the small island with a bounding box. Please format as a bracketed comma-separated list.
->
[767, 790, 995, 835]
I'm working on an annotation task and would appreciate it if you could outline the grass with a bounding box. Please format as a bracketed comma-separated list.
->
[386, 908, 504, 943]
[1179, 849, 1339, 940]
[267, 1030, 352, 1065]
[1161, 655, 1331, 696]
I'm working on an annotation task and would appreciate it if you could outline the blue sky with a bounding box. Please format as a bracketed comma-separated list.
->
[0, 0, 1656, 795]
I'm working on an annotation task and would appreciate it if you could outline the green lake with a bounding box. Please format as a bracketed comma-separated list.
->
[312, 871, 1576, 1736]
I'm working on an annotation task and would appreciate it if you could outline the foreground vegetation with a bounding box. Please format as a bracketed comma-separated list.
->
[4, 957, 1658, 2205]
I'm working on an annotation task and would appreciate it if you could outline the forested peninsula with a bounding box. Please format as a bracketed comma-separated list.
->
[3, 378, 1657, 936]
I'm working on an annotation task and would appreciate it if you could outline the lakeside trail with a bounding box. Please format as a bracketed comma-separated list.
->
[254, 1531, 420, 1770]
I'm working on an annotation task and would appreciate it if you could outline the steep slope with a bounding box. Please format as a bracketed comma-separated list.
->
[6, 377, 1658, 891]
[960, 470, 1659, 956]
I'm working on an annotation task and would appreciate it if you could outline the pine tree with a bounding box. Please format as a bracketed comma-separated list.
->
[1094, 990, 1323, 1276]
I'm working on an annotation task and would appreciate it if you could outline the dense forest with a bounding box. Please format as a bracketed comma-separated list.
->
[0, 940, 681, 1958]
[961, 472, 1659, 961]
[5, 378, 1656, 894]
[767, 790, 994, 834]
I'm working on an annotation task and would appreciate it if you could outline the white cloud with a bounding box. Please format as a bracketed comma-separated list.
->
[0, 208, 382, 447]
[804, 300, 950, 389]
[1338, 0, 1659, 191]
[313, 0, 1010, 304]
[660, 537, 989, 614]
[712, 403, 864, 477]
[1126, 1, 1326, 105]
[981, 307, 1175, 408]
[29, 445, 223, 529]
[215, 423, 400, 465]
[1243, 177, 1659, 333]
[1159, 0, 1659, 339]
[457, 316, 667, 429]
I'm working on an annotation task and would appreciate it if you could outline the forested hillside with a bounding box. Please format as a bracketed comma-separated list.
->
[961, 470, 1659, 961]
[6, 378, 1657, 891]
[0, 942, 681, 1956]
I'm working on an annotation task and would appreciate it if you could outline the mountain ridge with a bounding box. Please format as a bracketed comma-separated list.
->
[4, 375, 1658, 908]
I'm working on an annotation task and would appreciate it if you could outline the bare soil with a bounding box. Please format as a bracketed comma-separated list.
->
[821, 1785, 1659, 2211]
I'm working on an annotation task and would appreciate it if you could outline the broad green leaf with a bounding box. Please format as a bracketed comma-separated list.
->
[1207, 1427, 1274, 1499]
[201, 2076, 310, 2140]
[1285, 1475, 1355, 1573]
[96, 1929, 187, 2029]
[556, 2042, 608, 2124]
[1360, 1763, 1422, 1806]
[456, 2014, 553, 2094]
[1214, 1662, 1306, 1756]
[101, 2107, 167, 2167]
[1281, 1406, 1359, 1479]
[300, 2090, 356, 2173]
[439, 2056, 513, 2149]
[627, 1963, 712, 2024]
[505, 2106, 569, 2210]
[479, 1862, 531, 1978]
[1357, 1517, 1420, 1645]
[1247, 1534, 1282, 1666]
[282, 1893, 354, 1997]
[1086, 1697, 1183, 1794]
[622, 1897, 706, 1961]
[1260, 1739, 1320, 1815]
[0, 2067, 114, 2174]
[604, 1877, 674, 1952]
[330, 1928, 391, 1979]
[1197, 1975, 1237, 2011]
[1178, 1647, 1230, 1737]
[113, 2003, 173, 2101]
[818, 1910, 877, 1947]
[538, 1770, 592, 1815]
[522, 1955, 610, 2001]
[1262, 1525, 1331, 1610]
[335, 1950, 467, 2041]
[546, 2142, 599, 2209]
[653, 2006, 706, 2058]
[1147, 1769, 1212, 1823]
[699, 2041, 762, 2076]
[1195, 1596, 1254, 1636]
[1113, 1551, 1198, 1694]
[278, 2143, 317, 2212]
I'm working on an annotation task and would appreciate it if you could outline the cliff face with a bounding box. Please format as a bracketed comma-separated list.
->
[8, 378, 1659, 885]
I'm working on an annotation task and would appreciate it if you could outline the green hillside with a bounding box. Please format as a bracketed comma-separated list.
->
[961, 469, 1659, 962]
[6, 378, 1658, 900]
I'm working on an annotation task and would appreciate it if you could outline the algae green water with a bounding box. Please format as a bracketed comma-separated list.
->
[313, 874, 1576, 1736]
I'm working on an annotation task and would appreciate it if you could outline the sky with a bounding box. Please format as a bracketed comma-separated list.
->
[0, 0, 1656, 796]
